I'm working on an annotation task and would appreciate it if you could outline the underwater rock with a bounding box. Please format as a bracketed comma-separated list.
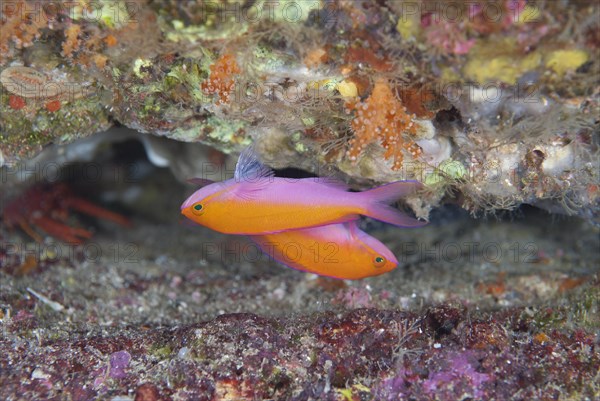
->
[1, 0, 598, 221]
[1, 305, 598, 400]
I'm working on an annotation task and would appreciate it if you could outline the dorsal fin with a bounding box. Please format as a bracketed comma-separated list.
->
[234, 147, 275, 182]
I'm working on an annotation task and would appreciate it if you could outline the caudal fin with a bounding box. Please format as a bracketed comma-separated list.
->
[358, 181, 427, 228]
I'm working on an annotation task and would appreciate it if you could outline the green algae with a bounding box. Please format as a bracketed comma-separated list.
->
[164, 18, 249, 42]
[155, 0, 250, 43]
[165, 59, 213, 103]
[569, 286, 600, 329]
[69, 0, 132, 29]
[148, 344, 173, 360]
[424, 159, 468, 186]
[0, 91, 110, 162]
[168, 115, 250, 149]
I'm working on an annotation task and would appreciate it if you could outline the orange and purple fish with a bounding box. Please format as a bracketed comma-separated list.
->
[181, 148, 426, 235]
[251, 221, 398, 279]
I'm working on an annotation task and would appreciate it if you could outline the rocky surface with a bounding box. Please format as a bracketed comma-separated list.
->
[1, 0, 599, 220]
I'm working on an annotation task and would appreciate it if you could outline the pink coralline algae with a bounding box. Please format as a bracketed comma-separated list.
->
[421, 0, 534, 56]
[332, 286, 373, 309]
[109, 350, 131, 379]
[422, 16, 476, 55]
[375, 351, 491, 399]
[423, 352, 491, 398]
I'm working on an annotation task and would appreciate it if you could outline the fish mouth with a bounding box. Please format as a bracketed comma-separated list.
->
[181, 207, 192, 220]
[387, 254, 399, 266]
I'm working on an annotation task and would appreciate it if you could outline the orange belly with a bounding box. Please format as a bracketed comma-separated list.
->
[252, 226, 397, 279]
[194, 202, 362, 234]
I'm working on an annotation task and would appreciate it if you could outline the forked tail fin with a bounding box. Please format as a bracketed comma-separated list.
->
[357, 181, 427, 228]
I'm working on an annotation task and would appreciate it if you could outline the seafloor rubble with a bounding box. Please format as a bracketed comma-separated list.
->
[1, 0, 599, 221]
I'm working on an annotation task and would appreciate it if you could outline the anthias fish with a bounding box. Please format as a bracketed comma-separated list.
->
[250, 221, 398, 280]
[181, 149, 425, 235]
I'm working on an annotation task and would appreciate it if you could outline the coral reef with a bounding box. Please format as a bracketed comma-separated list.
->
[346, 78, 421, 171]
[1, 2, 598, 398]
[1, 0, 599, 220]
[201, 53, 241, 105]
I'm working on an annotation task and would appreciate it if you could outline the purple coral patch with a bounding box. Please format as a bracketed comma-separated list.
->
[423, 352, 490, 398]
[109, 351, 131, 379]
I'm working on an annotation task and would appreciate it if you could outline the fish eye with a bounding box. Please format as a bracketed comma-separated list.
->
[373, 256, 386, 268]
[192, 203, 204, 215]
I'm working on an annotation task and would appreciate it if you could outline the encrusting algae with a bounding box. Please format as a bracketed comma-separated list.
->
[0, 0, 598, 222]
